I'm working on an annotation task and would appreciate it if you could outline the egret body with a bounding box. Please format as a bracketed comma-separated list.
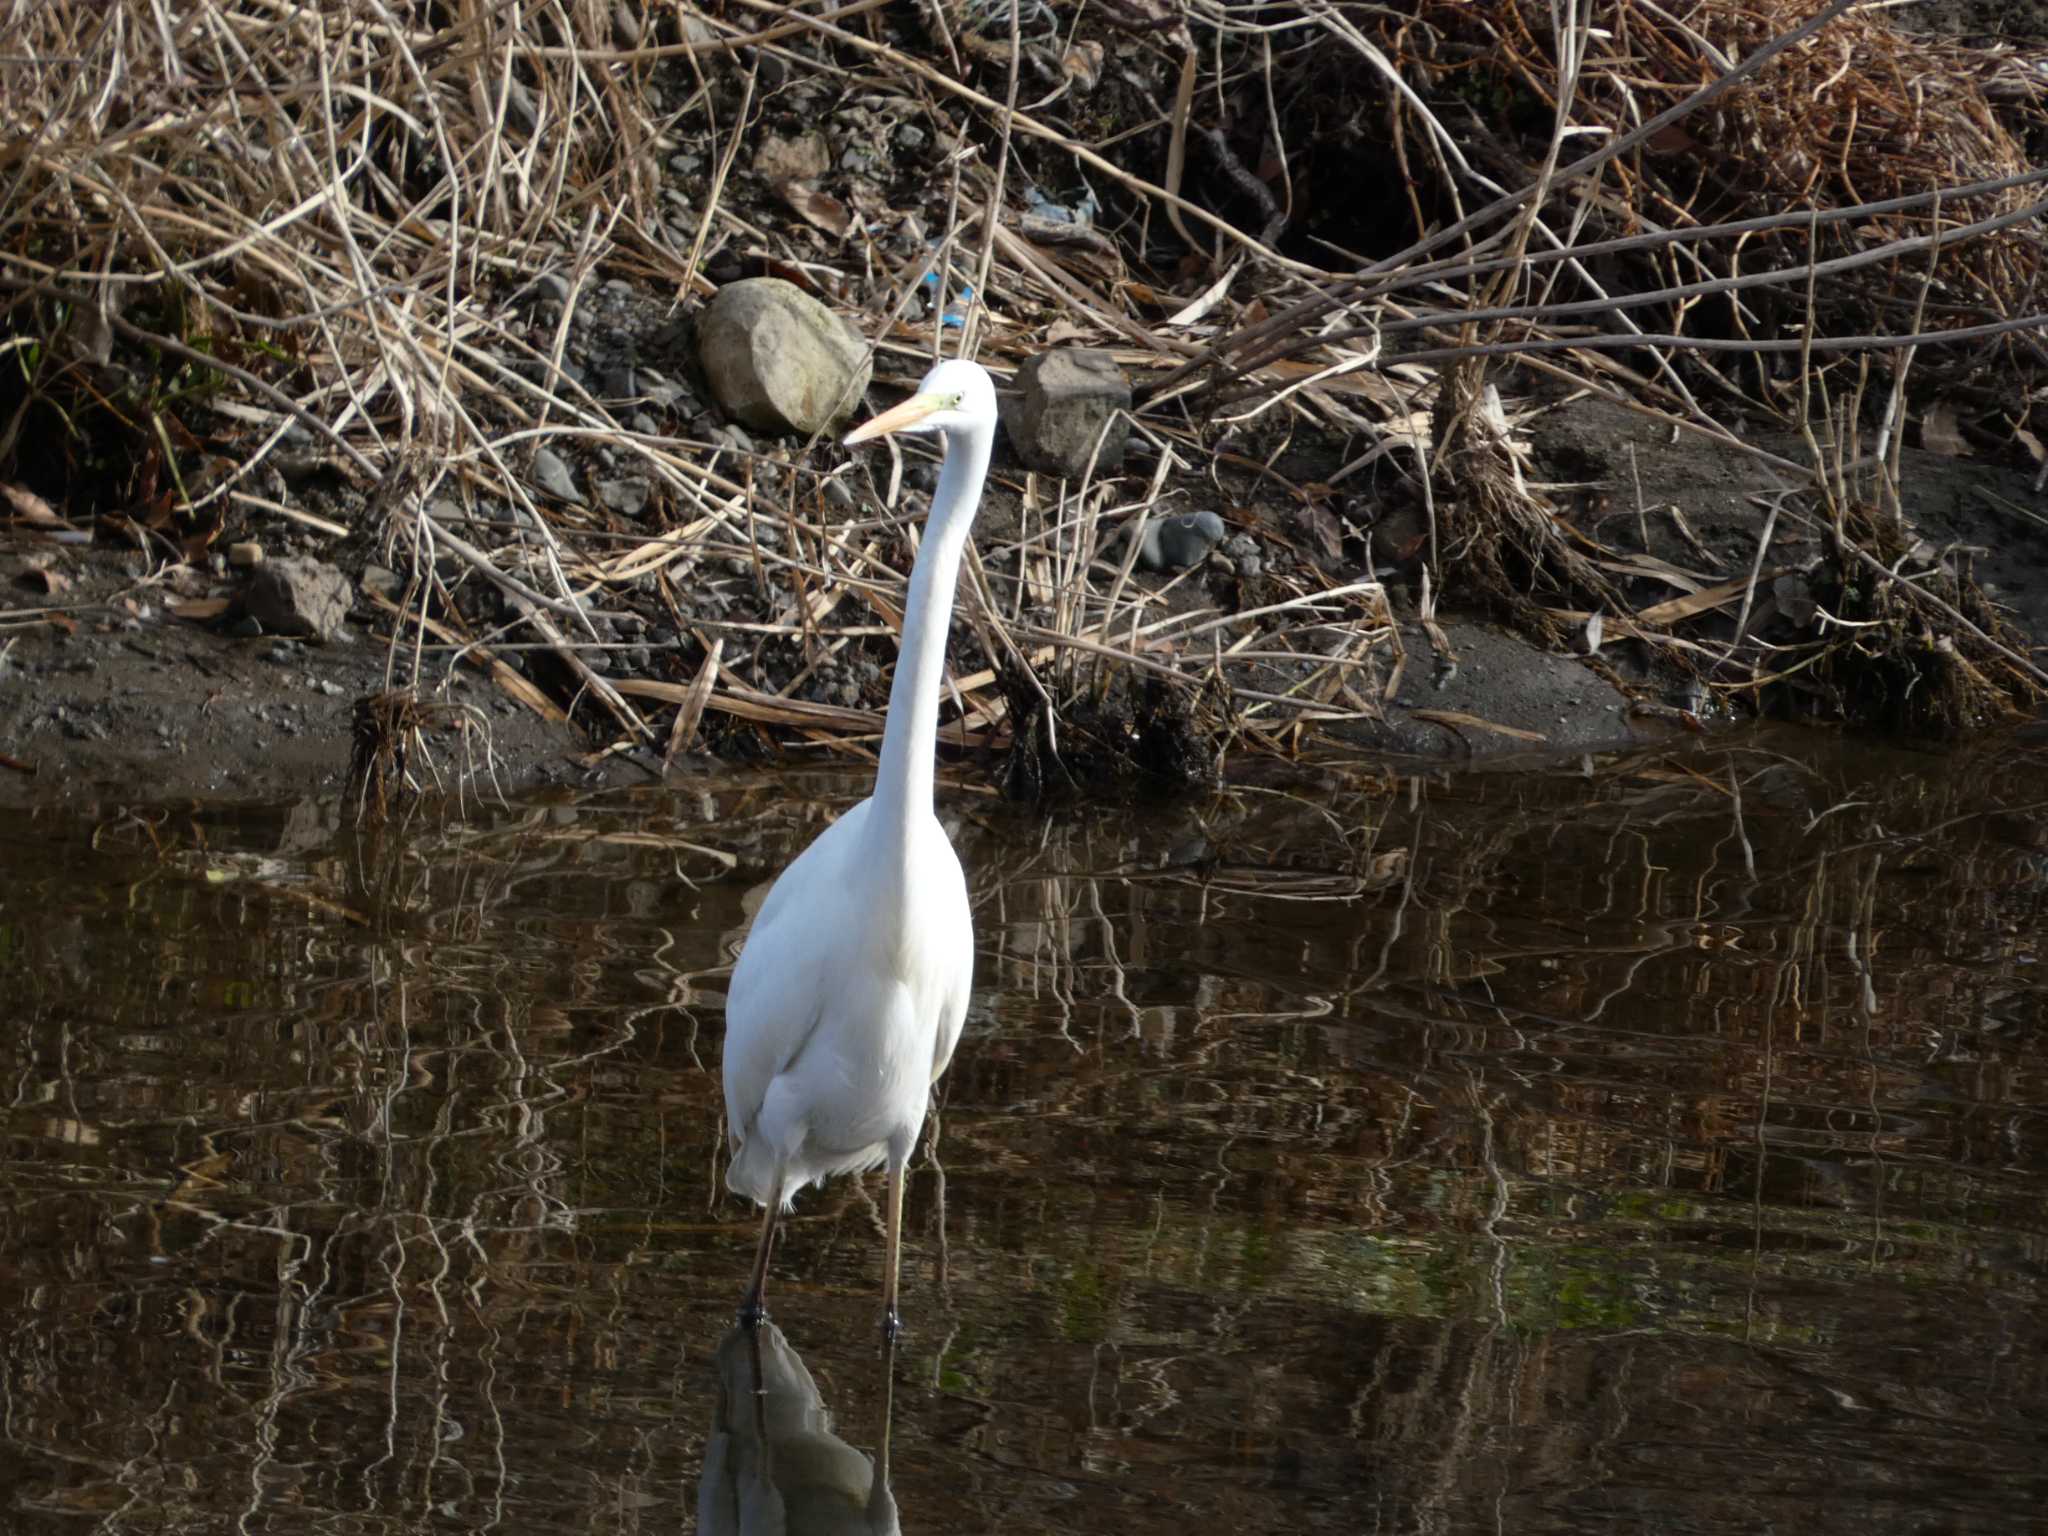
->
[721, 358, 995, 1339]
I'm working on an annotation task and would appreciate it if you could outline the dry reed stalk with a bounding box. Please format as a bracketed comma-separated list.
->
[7, 0, 2043, 784]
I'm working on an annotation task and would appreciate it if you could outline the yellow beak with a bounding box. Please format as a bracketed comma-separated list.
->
[843, 391, 948, 446]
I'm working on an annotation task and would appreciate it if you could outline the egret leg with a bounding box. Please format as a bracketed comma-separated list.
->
[739, 1175, 784, 1326]
[879, 1160, 906, 1343]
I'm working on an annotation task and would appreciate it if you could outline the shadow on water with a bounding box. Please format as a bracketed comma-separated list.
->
[1, 727, 2046, 1532]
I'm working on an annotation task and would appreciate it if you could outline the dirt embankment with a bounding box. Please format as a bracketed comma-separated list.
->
[4, 1, 2047, 806]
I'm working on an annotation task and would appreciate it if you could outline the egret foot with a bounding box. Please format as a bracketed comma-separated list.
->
[881, 1308, 903, 1345]
[738, 1292, 769, 1329]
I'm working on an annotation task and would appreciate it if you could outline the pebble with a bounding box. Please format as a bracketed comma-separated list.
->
[531, 447, 582, 503]
[229, 541, 264, 568]
[596, 478, 651, 517]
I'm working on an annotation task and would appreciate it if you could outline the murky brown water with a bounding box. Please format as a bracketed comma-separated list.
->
[3, 731, 2045, 1534]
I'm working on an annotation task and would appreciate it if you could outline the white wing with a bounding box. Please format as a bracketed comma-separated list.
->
[722, 802, 874, 1153]
[923, 821, 974, 1086]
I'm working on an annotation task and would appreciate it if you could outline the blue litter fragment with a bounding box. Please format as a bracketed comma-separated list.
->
[920, 263, 973, 328]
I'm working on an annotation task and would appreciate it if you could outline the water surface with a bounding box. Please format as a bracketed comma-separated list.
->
[3, 732, 2044, 1533]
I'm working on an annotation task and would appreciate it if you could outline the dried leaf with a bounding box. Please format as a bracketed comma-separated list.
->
[1635, 568, 1792, 626]
[2, 482, 75, 531]
[1061, 40, 1104, 91]
[1922, 401, 1969, 457]
[1411, 708, 1548, 743]
[667, 637, 724, 769]
[1295, 502, 1344, 561]
[17, 564, 70, 595]
[776, 181, 853, 239]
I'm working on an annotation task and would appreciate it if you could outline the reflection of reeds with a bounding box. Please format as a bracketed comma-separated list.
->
[3, 739, 2046, 1529]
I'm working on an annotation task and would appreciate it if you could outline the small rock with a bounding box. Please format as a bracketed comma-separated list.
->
[894, 123, 927, 153]
[612, 0, 642, 45]
[229, 540, 264, 569]
[754, 130, 832, 183]
[596, 478, 651, 517]
[1124, 511, 1228, 571]
[1774, 572, 1818, 627]
[696, 277, 872, 436]
[719, 423, 756, 456]
[630, 411, 659, 436]
[361, 564, 403, 602]
[1010, 349, 1130, 478]
[638, 368, 689, 410]
[227, 615, 264, 639]
[821, 476, 856, 511]
[675, 8, 720, 47]
[531, 447, 582, 503]
[245, 556, 352, 643]
[528, 272, 572, 305]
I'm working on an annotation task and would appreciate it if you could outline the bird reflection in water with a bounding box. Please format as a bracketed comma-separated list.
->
[698, 1320, 901, 1536]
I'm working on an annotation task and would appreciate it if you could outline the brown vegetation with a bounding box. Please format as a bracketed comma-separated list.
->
[3, 1, 2046, 799]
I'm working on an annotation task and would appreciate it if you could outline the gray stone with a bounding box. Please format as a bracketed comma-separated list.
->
[1011, 349, 1130, 478]
[697, 278, 871, 435]
[638, 369, 689, 409]
[532, 447, 582, 503]
[1125, 510, 1228, 571]
[597, 478, 651, 517]
[245, 557, 352, 642]
[821, 476, 856, 511]
[360, 564, 404, 602]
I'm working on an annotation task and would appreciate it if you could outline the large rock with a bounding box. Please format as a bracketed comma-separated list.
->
[697, 278, 871, 436]
[1010, 348, 1130, 478]
[245, 556, 352, 642]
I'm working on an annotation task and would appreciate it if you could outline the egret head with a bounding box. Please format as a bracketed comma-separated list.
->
[843, 358, 997, 445]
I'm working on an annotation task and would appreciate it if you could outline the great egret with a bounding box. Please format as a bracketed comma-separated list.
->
[722, 357, 995, 1340]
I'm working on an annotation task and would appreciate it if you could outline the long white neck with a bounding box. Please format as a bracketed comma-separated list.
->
[865, 420, 992, 853]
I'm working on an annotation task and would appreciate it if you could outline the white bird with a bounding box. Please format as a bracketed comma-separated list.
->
[722, 357, 995, 1340]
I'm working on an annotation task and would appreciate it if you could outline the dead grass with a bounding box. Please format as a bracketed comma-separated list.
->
[1, 0, 2043, 789]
